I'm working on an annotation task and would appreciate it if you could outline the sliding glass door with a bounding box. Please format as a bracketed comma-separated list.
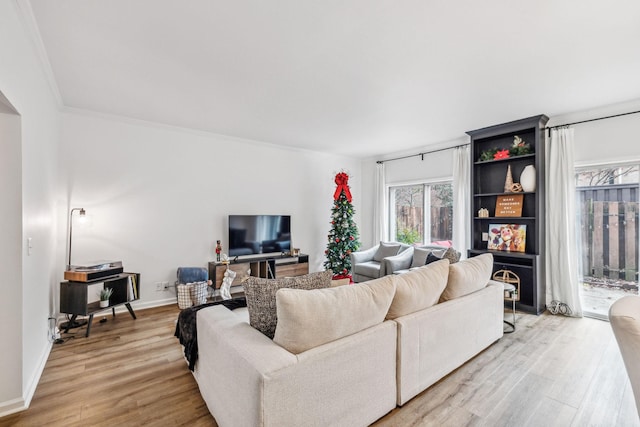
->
[576, 164, 639, 319]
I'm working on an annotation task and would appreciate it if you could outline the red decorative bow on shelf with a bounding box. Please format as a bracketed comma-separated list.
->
[333, 172, 352, 202]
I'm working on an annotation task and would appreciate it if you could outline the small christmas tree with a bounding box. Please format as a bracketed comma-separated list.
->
[324, 172, 361, 280]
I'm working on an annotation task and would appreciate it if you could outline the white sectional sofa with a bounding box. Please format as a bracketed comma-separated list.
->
[190, 253, 503, 426]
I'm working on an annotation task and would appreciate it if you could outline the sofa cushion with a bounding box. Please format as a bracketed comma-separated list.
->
[243, 270, 333, 338]
[386, 259, 450, 320]
[373, 242, 401, 262]
[353, 260, 381, 278]
[273, 276, 396, 354]
[440, 253, 493, 302]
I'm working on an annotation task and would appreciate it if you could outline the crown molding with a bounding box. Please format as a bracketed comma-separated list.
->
[62, 106, 358, 159]
[12, 0, 63, 108]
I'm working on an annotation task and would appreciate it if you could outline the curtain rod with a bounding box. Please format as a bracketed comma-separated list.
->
[378, 109, 640, 164]
[546, 109, 640, 131]
[376, 143, 468, 165]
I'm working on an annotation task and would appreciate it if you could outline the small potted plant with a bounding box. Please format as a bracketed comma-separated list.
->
[99, 287, 113, 308]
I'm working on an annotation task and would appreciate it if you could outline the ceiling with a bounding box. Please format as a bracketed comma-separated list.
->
[28, 0, 640, 158]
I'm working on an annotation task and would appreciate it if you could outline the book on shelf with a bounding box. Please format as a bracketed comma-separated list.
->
[127, 274, 138, 300]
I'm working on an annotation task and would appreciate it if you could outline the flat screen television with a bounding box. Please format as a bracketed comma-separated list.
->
[228, 215, 291, 257]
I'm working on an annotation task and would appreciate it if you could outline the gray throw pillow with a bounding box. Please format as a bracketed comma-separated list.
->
[242, 270, 333, 338]
[411, 248, 434, 268]
[373, 242, 401, 262]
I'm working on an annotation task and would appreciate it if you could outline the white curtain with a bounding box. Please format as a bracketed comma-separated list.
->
[373, 162, 388, 243]
[452, 145, 470, 257]
[546, 127, 583, 317]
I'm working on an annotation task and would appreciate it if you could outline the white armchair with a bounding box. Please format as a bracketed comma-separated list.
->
[609, 295, 640, 418]
[350, 242, 412, 283]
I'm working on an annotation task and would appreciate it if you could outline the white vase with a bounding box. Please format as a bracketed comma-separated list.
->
[520, 165, 536, 192]
[100, 300, 109, 308]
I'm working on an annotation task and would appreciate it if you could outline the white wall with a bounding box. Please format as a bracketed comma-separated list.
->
[0, 109, 23, 409]
[60, 111, 362, 306]
[0, 0, 61, 415]
[548, 98, 640, 166]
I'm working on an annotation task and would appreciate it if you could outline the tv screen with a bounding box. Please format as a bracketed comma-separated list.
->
[228, 215, 291, 257]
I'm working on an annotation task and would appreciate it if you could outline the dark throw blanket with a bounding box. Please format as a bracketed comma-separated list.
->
[174, 297, 247, 371]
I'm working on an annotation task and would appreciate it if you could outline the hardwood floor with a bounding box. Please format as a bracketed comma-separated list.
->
[1, 305, 638, 427]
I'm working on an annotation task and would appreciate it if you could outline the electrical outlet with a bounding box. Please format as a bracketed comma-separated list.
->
[162, 281, 170, 289]
[155, 282, 164, 291]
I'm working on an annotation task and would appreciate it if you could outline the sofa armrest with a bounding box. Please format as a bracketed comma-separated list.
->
[195, 306, 297, 427]
[195, 306, 397, 427]
[383, 247, 414, 275]
[487, 279, 506, 288]
[350, 245, 379, 264]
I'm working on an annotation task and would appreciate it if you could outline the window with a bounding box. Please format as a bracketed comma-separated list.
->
[389, 181, 453, 246]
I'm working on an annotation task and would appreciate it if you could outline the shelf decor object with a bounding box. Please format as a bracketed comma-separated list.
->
[520, 165, 536, 192]
[509, 135, 533, 156]
[477, 135, 534, 162]
[504, 165, 514, 192]
[495, 194, 524, 217]
[467, 114, 548, 314]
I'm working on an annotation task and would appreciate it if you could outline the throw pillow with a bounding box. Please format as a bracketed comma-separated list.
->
[243, 270, 333, 338]
[411, 247, 434, 269]
[441, 247, 461, 264]
[424, 252, 441, 265]
[177, 284, 194, 309]
[440, 253, 493, 302]
[373, 242, 401, 262]
[386, 259, 450, 319]
[273, 276, 396, 354]
[189, 281, 208, 306]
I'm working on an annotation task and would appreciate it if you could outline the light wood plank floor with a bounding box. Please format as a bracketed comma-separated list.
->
[1, 305, 638, 427]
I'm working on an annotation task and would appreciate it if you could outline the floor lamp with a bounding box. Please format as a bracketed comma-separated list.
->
[62, 207, 88, 330]
[67, 207, 86, 269]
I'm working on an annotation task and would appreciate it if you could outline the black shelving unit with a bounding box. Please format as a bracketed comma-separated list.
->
[467, 115, 548, 314]
[60, 272, 140, 337]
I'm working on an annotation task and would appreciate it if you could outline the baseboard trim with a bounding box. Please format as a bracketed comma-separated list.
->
[0, 338, 53, 418]
[0, 396, 26, 418]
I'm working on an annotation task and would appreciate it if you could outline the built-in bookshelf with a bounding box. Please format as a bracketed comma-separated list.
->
[467, 115, 548, 314]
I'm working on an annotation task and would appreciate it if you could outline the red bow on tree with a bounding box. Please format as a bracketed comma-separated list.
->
[333, 172, 352, 202]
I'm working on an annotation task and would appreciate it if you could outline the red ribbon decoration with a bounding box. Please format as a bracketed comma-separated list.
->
[333, 172, 352, 202]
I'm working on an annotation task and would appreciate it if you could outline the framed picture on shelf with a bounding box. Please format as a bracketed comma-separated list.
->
[487, 224, 527, 252]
